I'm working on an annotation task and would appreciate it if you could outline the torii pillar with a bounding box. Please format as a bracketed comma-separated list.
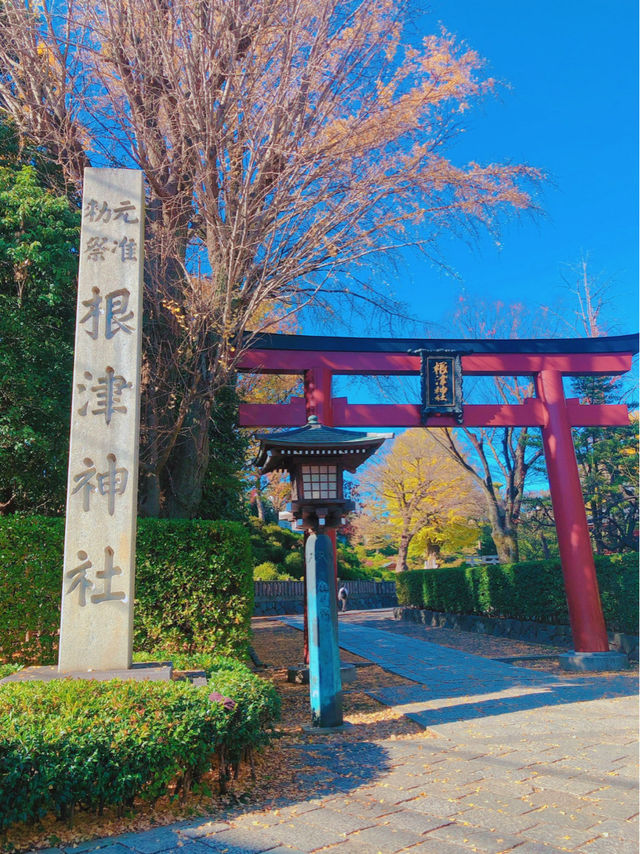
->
[535, 370, 625, 670]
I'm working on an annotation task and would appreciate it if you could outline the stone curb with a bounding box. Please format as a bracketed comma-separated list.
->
[393, 606, 639, 660]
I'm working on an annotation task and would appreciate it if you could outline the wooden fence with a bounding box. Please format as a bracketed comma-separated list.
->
[253, 579, 397, 615]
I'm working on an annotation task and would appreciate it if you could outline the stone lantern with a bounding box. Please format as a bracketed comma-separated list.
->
[256, 415, 390, 728]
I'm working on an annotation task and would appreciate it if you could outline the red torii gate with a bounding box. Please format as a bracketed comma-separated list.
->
[237, 332, 638, 656]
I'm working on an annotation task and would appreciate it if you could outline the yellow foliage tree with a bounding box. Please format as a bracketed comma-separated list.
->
[358, 429, 483, 571]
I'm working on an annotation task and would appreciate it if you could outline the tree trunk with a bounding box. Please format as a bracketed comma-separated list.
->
[163, 399, 211, 518]
[395, 530, 411, 572]
[491, 528, 519, 563]
[589, 497, 605, 555]
[139, 388, 162, 517]
[424, 542, 441, 568]
[139, 470, 162, 518]
[539, 532, 550, 560]
[254, 475, 266, 522]
[486, 504, 519, 563]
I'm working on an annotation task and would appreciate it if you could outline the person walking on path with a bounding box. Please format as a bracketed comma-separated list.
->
[338, 584, 349, 612]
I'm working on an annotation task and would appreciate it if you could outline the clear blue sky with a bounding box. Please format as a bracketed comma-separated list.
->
[315, 0, 639, 339]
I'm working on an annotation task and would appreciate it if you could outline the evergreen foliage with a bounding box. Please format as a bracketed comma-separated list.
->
[254, 561, 290, 581]
[134, 520, 254, 657]
[396, 554, 638, 635]
[195, 384, 250, 521]
[0, 127, 79, 514]
[247, 519, 301, 567]
[571, 375, 638, 554]
[0, 517, 254, 664]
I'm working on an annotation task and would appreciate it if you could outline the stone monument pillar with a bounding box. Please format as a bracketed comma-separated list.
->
[58, 168, 144, 673]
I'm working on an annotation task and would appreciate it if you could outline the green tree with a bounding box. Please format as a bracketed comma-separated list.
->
[0, 130, 79, 513]
[571, 377, 638, 554]
[196, 384, 249, 521]
[516, 494, 559, 561]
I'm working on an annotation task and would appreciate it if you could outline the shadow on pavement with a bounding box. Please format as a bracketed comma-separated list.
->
[369, 675, 638, 728]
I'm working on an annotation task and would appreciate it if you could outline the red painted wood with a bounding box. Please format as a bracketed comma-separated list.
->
[535, 370, 610, 652]
[566, 402, 630, 427]
[239, 399, 306, 426]
[237, 350, 418, 374]
[462, 353, 633, 376]
[332, 400, 549, 428]
[304, 366, 333, 425]
[238, 399, 630, 429]
[237, 349, 633, 377]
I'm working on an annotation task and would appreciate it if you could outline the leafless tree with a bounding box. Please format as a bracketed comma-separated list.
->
[0, 0, 542, 515]
[433, 298, 548, 562]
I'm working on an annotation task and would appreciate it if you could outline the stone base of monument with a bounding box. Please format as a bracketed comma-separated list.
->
[0, 662, 174, 684]
[287, 662, 357, 685]
[559, 650, 629, 672]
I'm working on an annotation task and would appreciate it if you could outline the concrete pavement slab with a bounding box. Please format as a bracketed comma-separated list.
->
[120, 829, 183, 853]
[424, 820, 525, 852]
[578, 840, 639, 854]
[195, 827, 282, 852]
[345, 823, 422, 852]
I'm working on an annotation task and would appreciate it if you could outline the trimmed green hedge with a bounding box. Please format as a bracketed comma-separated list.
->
[396, 554, 639, 635]
[0, 517, 254, 664]
[135, 520, 253, 658]
[0, 658, 280, 829]
[0, 517, 63, 665]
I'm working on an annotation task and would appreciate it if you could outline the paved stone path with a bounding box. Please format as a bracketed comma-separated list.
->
[42, 613, 638, 854]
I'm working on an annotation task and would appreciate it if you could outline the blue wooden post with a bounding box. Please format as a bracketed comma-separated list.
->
[305, 532, 343, 727]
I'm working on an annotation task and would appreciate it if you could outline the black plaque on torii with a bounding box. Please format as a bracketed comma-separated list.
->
[411, 349, 464, 424]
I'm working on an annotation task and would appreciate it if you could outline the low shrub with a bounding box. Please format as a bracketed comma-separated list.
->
[133, 652, 281, 762]
[396, 553, 639, 634]
[248, 520, 300, 567]
[0, 659, 280, 830]
[0, 680, 224, 828]
[283, 550, 304, 579]
[208, 658, 281, 770]
[0, 517, 254, 664]
[0, 663, 22, 679]
[253, 561, 281, 581]
[0, 516, 64, 665]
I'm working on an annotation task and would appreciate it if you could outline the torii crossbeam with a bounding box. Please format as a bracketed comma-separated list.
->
[237, 332, 638, 664]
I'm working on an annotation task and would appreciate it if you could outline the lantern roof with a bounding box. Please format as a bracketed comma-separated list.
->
[256, 416, 391, 474]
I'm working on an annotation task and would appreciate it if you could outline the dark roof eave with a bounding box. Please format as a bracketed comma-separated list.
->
[242, 331, 639, 356]
[256, 438, 387, 472]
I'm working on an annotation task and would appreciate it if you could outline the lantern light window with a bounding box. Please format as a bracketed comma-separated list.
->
[301, 464, 338, 499]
